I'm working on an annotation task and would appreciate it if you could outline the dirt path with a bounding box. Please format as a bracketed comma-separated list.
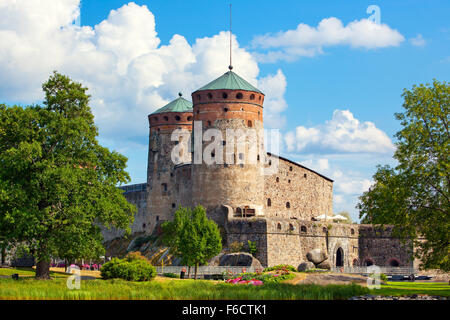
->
[294, 272, 368, 286]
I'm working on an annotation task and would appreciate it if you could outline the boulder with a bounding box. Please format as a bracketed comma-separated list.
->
[316, 260, 331, 270]
[306, 248, 328, 265]
[297, 261, 315, 272]
[219, 252, 263, 269]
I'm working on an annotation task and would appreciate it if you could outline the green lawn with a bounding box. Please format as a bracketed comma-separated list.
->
[0, 277, 368, 300]
[1, 268, 448, 300]
[0, 267, 69, 278]
[373, 281, 450, 297]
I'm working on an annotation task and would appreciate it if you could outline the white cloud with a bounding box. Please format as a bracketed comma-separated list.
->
[284, 109, 395, 154]
[0, 0, 287, 143]
[300, 158, 329, 172]
[410, 33, 426, 47]
[252, 17, 405, 62]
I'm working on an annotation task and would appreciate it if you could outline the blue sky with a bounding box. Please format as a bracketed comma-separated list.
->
[0, 0, 449, 221]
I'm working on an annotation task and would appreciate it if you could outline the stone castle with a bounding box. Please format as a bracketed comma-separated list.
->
[102, 68, 416, 269]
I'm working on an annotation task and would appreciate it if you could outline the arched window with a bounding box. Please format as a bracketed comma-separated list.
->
[164, 116, 169, 121]
[304, 173, 307, 178]
[353, 259, 359, 266]
[301, 226, 307, 233]
[187, 116, 192, 121]
[236, 92, 243, 99]
[351, 228, 355, 235]
[224, 107, 229, 112]
[289, 166, 293, 171]
[267, 198, 271, 207]
[289, 224, 294, 231]
[364, 259, 374, 266]
[277, 223, 281, 230]
[207, 120, 211, 126]
[276, 177, 279, 182]
[323, 227, 327, 233]
[250, 94, 255, 100]
[335, 247, 344, 267]
[175, 115, 181, 121]
[286, 202, 290, 209]
[172, 203, 175, 208]
[388, 258, 400, 267]
[207, 93, 213, 99]
[196, 94, 201, 100]
[247, 120, 252, 127]
[222, 92, 228, 99]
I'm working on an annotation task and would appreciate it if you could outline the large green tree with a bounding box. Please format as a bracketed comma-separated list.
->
[162, 205, 222, 279]
[358, 80, 449, 271]
[0, 72, 135, 279]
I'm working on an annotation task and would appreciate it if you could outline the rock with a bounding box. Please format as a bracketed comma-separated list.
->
[316, 260, 331, 270]
[297, 261, 315, 272]
[208, 253, 224, 266]
[219, 252, 263, 268]
[306, 248, 328, 265]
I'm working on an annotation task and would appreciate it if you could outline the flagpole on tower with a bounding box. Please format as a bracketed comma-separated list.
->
[229, 3, 233, 71]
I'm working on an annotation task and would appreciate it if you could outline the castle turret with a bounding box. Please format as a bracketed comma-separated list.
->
[191, 69, 266, 226]
[146, 93, 193, 232]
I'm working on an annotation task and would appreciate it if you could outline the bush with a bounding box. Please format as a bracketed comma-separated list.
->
[125, 251, 147, 262]
[235, 272, 296, 284]
[263, 264, 297, 273]
[379, 273, 388, 282]
[247, 240, 258, 256]
[100, 257, 156, 282]
[163, 273, 180, 278]
[229, 241, 243, 253]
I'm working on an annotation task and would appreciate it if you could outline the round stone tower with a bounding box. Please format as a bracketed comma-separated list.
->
[146, 93, 193, 233]
[191, 68, 266, 226]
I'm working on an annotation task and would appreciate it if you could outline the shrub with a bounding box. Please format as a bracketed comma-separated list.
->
[100, 257, 156, 282]
[247, 240, 258, 256]
[229, 241, 243, 253]
[263, 264, 297, 273]
[163, 273, 180, 278]
[380, 273, 388, 282]
[125, 251, 147, 262]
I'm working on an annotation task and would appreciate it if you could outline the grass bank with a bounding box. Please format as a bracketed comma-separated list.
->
[0, 277, 368, 300]
[373, 281, 450, 297]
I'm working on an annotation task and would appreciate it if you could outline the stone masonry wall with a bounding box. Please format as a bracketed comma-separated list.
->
[264, 155, 333, 221]
[101, 184, 147, 241]
[358, 225, 414, 267]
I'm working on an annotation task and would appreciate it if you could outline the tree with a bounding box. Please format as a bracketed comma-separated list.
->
[335, 211, 353, 224]
[0, 72, 136, 279]
[162, 205, 222, 279]
[357, 80, 449, 271]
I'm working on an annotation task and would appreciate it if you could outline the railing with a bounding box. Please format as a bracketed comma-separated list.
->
[119, 183, 147, 194]
[331, 266, 417, 276]
[155, 266, 261, 278]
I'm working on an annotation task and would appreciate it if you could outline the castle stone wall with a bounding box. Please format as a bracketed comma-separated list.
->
[358, 225, 414, 267]
[264, 156, 333, 221]
[101, 184, 147, 241]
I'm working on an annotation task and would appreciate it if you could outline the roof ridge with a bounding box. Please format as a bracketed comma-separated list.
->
[151, 96, 193, 115]
[195, 70, 263, 93]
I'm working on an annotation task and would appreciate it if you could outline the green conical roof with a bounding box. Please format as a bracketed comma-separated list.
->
[151, 93, 193, 115]
[195, 71, 263, 94]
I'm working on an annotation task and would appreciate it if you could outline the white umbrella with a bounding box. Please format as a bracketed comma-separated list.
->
[315, 214, 335, 221]
[332, 214, 348, 221]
